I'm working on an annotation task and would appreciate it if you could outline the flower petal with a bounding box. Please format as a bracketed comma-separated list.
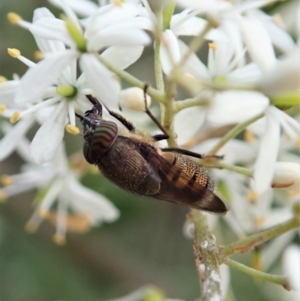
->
[160, 30, 181, 75]
[240, 19, 276, 73]
[80, 53, 119, 107]
[101, 45, 144, 70]
[30, 101, 68, 164]
[207, 91, 269, 125]
[253, 107, 281, 194]
[14, 51, 77, 104]
[0, 118, 34, 161]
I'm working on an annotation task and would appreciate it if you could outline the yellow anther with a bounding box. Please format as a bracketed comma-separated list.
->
[208, 42, 217, 50]
[65, 214, 91, 233]
[66, 124, 80, 135]
[24, 221, 38, 233]
[0, 175, 13, 186]
[53, 233, 66, 246]
[183, 72, 195, 80]
[112, 0, 124, 6]
[10, 111, 20, 123]
[7, 48, 20, 58]
[255, 216, 266, 226]
[39, 209, 50, 218]
[296, 137, 300, 149]
[0, 76, 7, 83]
[34, 50, 44, 61]
[273, 14, 285, 27]
[7, 12, 22, 24]
[0, 105, 7, 114]
[89, 165, 100, 174]
[0, 190, 7, 203]
[244, 130, 254, 143]
[247, 190, 258, 202]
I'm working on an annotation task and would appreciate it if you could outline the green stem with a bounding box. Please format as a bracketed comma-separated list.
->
[225, 259, 290, 290]
[192, 209, 222, 301]
[198, 160, 252, 178]
[221, 217, 299, 258]
[174, 97, 210, 112]
[97, 55, 166, 103]
[208, 112, 265, 155]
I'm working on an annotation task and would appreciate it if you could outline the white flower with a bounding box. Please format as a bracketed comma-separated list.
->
[11, 3, 150, 107]
[0, 143, 119, 244]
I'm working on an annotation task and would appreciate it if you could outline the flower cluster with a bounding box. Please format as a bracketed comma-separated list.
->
[0, 0, 299, 300]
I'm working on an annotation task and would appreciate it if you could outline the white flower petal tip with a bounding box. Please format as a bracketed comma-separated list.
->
[119, 87, 151, 112]
[282, 245, 300, 291]
[271, 162, 300, 192]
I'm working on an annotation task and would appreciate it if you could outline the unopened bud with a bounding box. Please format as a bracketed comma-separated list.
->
[119, 87, 151, 112]
[271, 162, 300, 191]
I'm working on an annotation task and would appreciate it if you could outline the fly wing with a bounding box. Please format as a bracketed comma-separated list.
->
[148, 151, 227, 214]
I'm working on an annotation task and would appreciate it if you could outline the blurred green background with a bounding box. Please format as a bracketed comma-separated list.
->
[0, 1, 293, 301]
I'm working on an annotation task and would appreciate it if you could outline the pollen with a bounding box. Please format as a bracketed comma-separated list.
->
[208, 42, 217, 50]
[0, 76, 7, 83]
[247, 190, 258, 202]
[244, 130, 254, 143]
[10, 111, 20, 123]
[24, 221, 38, 233]
[0, 175, 13, 186]
[66, 124, 80, 135]
[0, 105, 7, 114]
[0, 190, 7, 203]
[7, 12, 22, 24]
[7, 48, 20, 58]
[53, 233, 66, 246]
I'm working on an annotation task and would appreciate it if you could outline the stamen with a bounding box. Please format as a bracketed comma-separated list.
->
[7, 48, 20, 58]
[53, 233, 66, 246]
[34, 50, 44, 61]
[66, 124, 80, 135]
[39, 209, 50, 218]
[7, 12, 22, 24]
[247, 190, 258, 202]
[24, 221, 38, 233]
[183, 72, 195, 80]
[244, 130, 254, 143]
[0, 175, 13, 186]
[208, 42, 217, 50]
[296, 137, 300, 149]
[0, 190, 7, 203]
[0, 105, 7, 114]
[0, 76, 7, 83]
[10, 111, 20, 123]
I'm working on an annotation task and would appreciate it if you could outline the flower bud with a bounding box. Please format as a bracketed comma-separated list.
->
[271, 162, 300, 191]
[119, 87, 151, 112]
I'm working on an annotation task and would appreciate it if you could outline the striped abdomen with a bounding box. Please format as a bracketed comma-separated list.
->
[83, 120, 118, 164]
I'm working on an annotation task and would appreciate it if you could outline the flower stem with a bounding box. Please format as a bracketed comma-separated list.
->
[225, 259, 290, 290]
[208, 112, 265, 155]
[174, 97, 210, 112]
[97, 55, 166, 103]
[198, 160, 253, 177]
[192, 210, 223, 300]
[220, 217, 299, 258]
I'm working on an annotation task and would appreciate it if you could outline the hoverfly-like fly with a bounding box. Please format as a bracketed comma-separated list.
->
[76, 86, 227, 214]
